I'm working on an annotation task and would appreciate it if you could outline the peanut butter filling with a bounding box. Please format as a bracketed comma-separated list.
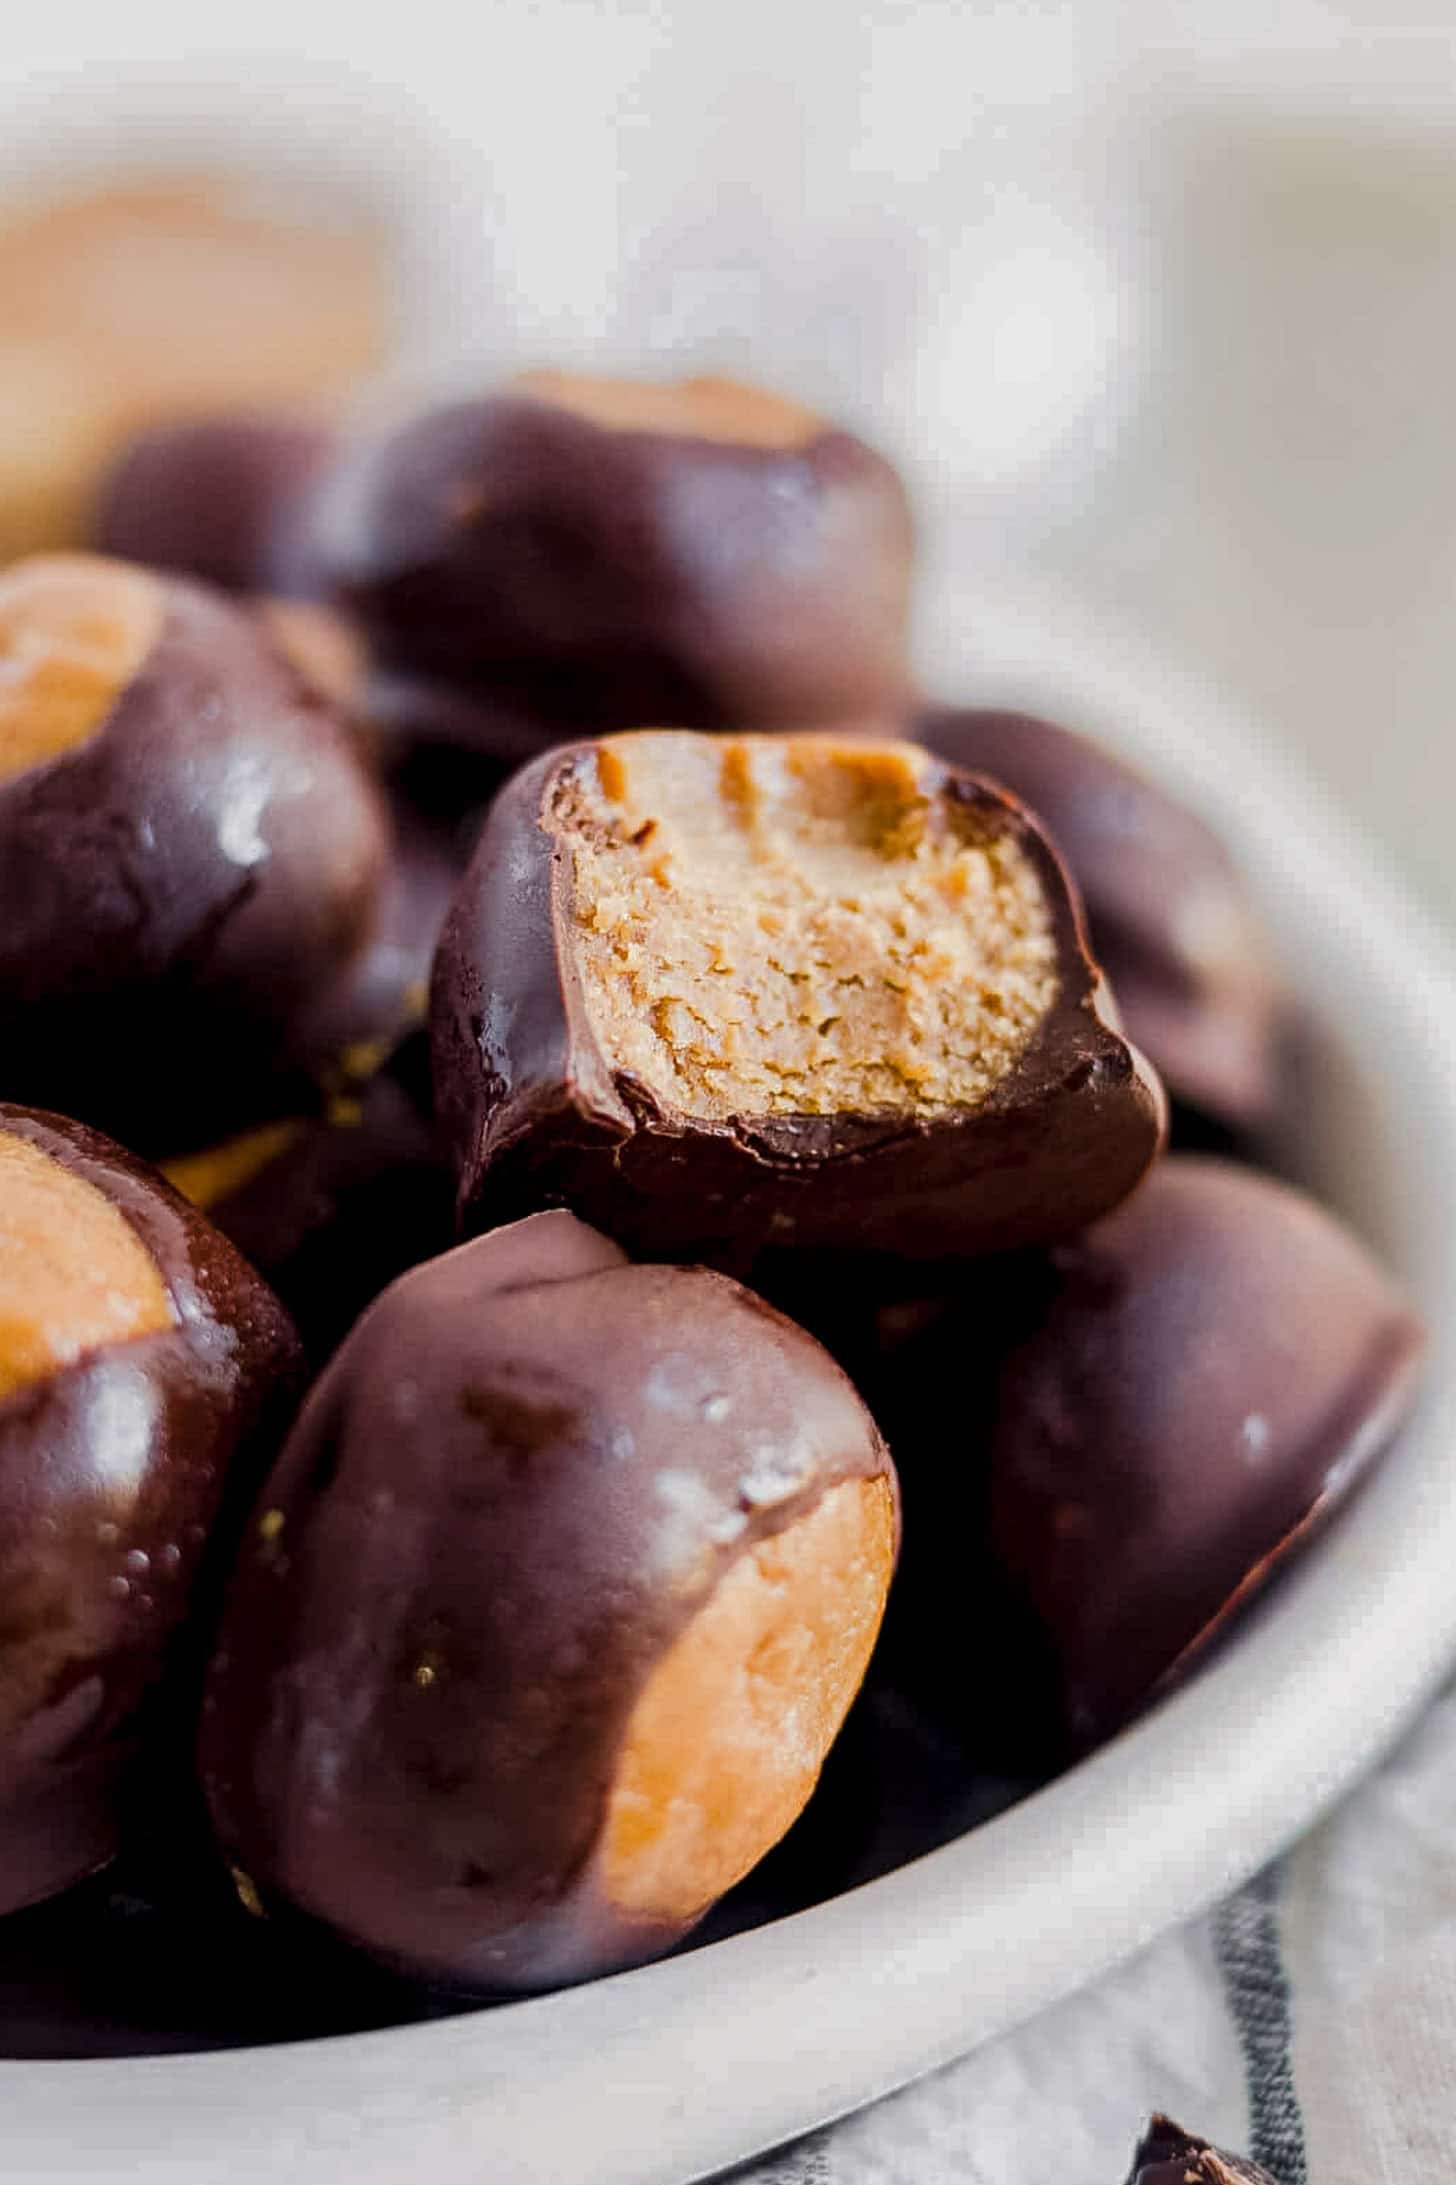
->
[161, 1120, 303, 1213]
[563, 733, 1060, 1122]
[0, 553, 163, 783]
[515, 370, 821, 451]
[602, 1474, 895, 1925]
[0, 1132, 175, 1402]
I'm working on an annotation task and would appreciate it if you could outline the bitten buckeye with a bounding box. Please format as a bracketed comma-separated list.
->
[199, 1211, 897, 1992]
[0, 1105, 300, 1915]
[432, 731, 1166, 1270]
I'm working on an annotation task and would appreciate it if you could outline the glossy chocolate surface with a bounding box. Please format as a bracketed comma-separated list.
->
[432, 735, 1166, 1270]
[918, 708, 1282, 1130]
[177, 1064, 453, 1364]
[323, 383, 914, 729]
[91, 416, 336, 597]
[200, 1210, 895, 1992]
[301, 795, 465, 1074]
[988, 1157, 1425, 1745]
[0, 573, 390, 1148]
[0, 1106, 300, 1917]
[1127, 2115, 1278, 2185]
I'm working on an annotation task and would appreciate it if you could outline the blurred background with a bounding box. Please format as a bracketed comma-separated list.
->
[5, 0, 1453, 915]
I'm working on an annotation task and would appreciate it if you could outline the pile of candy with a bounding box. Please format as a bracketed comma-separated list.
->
[0, 182, 1423, 2058]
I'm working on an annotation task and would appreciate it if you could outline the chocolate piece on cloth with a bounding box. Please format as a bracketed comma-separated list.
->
[1126, 2114, 1280, 2184]
[319, 370, 915, 731]
[988, 1157, 1425, 1747]
[0, 1104, 300, 1918]
[0, 555, 390, 1149]
[91, 415, 338, 597]
[431, 730, 1166, 1271]
[199, 1209, 898, 1993]
[916, 707, 1283, 1133]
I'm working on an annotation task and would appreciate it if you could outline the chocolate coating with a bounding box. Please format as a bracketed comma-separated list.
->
[321, 378, 914, 730]
[1126, 2116, 1278, 2185]
[988, 1157, 1425, 1745]
[771, 1255, 1066, 1772]
[167, 1064, 453, 1364]
[432, 734, 1166, 1270]
[360, 669, 568, 814]
[301, 796, 466, 1072]
[199, 1210, 897, 1992]
[0, 568, 391, 1148]
[918, 709, 1282, 1130]
[0, 1105, 300, 1917]
[91, 416, 336, 597]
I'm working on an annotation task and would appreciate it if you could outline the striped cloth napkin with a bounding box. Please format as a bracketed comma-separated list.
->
[739, 1667, 1456, 2183]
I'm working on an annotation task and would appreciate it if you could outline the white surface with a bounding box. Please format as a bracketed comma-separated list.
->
[12, 584, 1456, 2185]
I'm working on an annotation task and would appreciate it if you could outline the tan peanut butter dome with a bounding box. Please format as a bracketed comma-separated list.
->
[0, 554, 162, 784]
[602, 1473, 896, 1925]
[0, 1129, 174, 1402]
[566, 733, 1060, 1123]
[513, 369, 822, 450]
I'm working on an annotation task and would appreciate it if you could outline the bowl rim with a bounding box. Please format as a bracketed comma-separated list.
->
[12, 576, 1456, 2185]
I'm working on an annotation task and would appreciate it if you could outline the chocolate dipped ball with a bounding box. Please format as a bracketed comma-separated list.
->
[0, 554, 391, 1148]
[0, 1104, 300, 1917]
[988, 1157, 1425, 1747]
[432, 730, 1166, 1271]
[917, 708, 1282, 1132]
[199, 1210, 898, 1992]
[321, 370, 914, 732]
[91, 415, 337, 597]
[1126, 2116, 1277, 2185]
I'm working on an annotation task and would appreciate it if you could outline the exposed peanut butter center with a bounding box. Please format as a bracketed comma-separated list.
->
[515, 370, 822, 451]
[0, 553, 163, 783]
[602, 1474, 895, 1926]
[562, 733, 1060, 1122]
[161, 1120, 303, 1213]
[0, 1132, 175, 1402]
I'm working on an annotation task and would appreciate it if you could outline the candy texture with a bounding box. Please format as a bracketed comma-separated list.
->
[200, 1210, 897, 1991]
[918, 708, 1282, 1130]
[0, 1104, 300, 1915]
[433, 730, 1165, 1269]
[0, 555, 389, 1146]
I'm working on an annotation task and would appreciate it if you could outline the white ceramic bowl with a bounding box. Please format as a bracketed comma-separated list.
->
[12, 578, 1456, 2185]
